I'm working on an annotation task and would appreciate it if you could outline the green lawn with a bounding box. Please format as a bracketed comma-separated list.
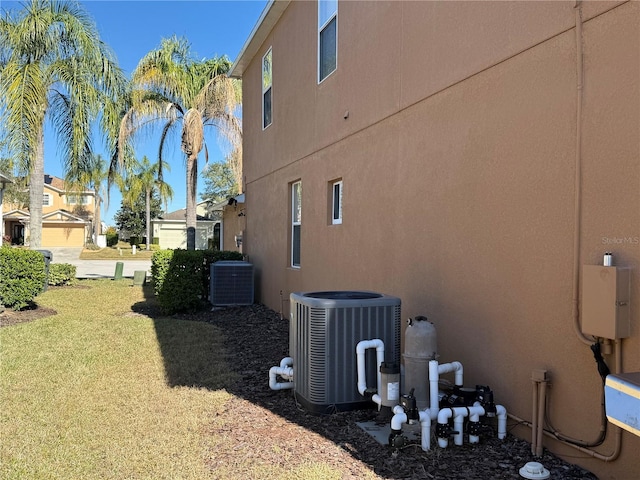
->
[79, 247, 155, 260]
[0, 280, 233, 479]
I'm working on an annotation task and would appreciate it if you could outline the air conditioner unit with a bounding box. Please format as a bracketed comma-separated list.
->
[210, 261, 254, 306]
[290, 291, 401, 414]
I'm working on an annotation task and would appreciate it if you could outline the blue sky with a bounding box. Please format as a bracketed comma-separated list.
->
[3, 0, 268, 225]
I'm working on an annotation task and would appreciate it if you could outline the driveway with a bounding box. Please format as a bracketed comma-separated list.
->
[44, 247, 151, 279]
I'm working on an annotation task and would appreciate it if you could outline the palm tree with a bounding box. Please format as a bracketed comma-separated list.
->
[67, 153, 108, 244]
[117, 36, 241, 250]
[119, 156, 173, 251]
[0, 0, 126, 248]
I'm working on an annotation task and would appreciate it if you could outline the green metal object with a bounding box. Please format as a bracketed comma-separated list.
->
[114, 262, 124, 280]
[133, 270, 146, 286]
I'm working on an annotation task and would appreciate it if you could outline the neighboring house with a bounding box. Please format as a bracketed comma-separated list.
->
[151, 201, 218, 250]
[1, 174, 94, 247]
[230, 1, 639, 478]
[209, 194, 246, 254]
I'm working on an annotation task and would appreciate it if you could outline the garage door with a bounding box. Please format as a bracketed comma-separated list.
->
[42, 224, 86, 247]
[159, 227, 209, 249]
[159, 227, 187, 249]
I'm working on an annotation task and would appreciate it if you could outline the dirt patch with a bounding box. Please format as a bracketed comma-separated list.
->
[177, 304, 598, 480]
[0, 305, 58, 327]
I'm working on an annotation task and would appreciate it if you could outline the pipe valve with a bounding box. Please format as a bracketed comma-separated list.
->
[476, 385, 496, 417]
[400, 388, 419, 424]
[388, 428, 407, 449]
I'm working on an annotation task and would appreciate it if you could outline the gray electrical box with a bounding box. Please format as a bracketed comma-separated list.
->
[581, 265, 631, 339]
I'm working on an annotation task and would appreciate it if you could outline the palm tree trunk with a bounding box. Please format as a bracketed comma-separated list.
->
[145, 188, 151, 250]
[185, 154, 198, 250]
[29, 128, 45, 249]
[93, 193, 102, 242]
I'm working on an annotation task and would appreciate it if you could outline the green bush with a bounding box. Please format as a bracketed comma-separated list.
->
[0, 246, 46, 310]
[138, 243, 160, 252]
[106, 231, 119, 247]
[48, 263, 77, 286]
[151, 249, 244, 314]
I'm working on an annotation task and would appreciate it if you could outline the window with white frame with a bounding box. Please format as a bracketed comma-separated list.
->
[291, 181, 302, 267]
[331, 180, 342, 224]
[66, 194, 90, 205]
[262, 48, 272, 129]
[318, 0, 337, 83]
[42, 193, 52, 206]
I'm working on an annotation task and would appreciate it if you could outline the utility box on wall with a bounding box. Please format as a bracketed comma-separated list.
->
[581, 265, 631, 339]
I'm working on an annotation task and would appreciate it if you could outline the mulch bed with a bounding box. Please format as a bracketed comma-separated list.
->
[2, 292, 598, 479]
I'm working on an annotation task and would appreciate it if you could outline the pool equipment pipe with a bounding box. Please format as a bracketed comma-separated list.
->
[269, 357, 294, 390]
[356, 339, 386, 407]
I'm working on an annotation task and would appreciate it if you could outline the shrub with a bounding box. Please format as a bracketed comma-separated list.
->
[106, 231, 118, 247]
[151, 249, 244, 314]
[48, 263, 77, 286]
[0, 246, 46, 310]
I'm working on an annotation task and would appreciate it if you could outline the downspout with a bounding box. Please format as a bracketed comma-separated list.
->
[572, 0, 594, 346]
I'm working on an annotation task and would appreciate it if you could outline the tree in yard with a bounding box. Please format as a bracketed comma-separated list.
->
[0, 0, 126, 248]
[119, 155, 173, 250]
[65, 153, 109, 244]
[117, 36, 242, 250]
[200, 159, 238, 205]
[113, 189, 164, 244]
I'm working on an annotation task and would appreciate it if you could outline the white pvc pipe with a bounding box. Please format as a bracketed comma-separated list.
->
[438, 361, 464, 386]
[437, 404, 487, 448]
[429, 360, 440, 410]
[391, 411, 408, 431]
[356, 339, 385, 396]
[496, 404, 507, 440]
[418, 410, 433, 451]
[269, 357, 294, 390]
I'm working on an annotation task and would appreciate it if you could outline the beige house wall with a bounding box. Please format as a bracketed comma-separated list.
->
[237, 2, 639, 478]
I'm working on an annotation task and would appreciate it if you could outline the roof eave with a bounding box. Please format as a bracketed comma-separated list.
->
[229, 0, 291, 78]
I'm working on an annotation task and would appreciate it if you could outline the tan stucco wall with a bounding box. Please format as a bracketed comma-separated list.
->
[221, 205, 246, 255]
[240, 2, 639, 478]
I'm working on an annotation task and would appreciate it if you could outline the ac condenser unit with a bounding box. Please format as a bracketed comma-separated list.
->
[290, 291, 401, 414]
[210, 261, 254, 306]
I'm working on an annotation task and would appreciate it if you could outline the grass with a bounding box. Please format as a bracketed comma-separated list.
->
[1, 280, 357, 480]
[79, 246, 155, 260]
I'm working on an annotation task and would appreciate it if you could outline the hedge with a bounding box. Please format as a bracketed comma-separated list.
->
[151, 249, 243, 314]
[48, 263, 77, 286]
[0, 246, 46, 310]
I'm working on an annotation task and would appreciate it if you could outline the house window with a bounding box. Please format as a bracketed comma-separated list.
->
[318, 0, 337, 83]
[291, 181, 302, 267]
[42, 193, 52, 206]
[331, 180, 342, 225]
[262, 48, 272, 129]
[66, 194, 90, 205]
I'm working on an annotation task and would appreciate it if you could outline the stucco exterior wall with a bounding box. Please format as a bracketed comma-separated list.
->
[238, 2, 639, 478]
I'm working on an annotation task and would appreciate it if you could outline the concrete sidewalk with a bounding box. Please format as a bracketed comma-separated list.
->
[44, 247, 151, 279]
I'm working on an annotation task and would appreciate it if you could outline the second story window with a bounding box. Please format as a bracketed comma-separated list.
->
[42, 193, 52, 206]
[318, 0, 337, 83]
[66, 194, 90, 205]
[262, 48, 272, 129]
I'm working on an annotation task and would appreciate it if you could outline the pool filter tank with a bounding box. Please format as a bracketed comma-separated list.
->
[403, 316, 438, 410]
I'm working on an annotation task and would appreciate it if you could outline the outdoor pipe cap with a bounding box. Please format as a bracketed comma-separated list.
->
[519, 462, 550, 480]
